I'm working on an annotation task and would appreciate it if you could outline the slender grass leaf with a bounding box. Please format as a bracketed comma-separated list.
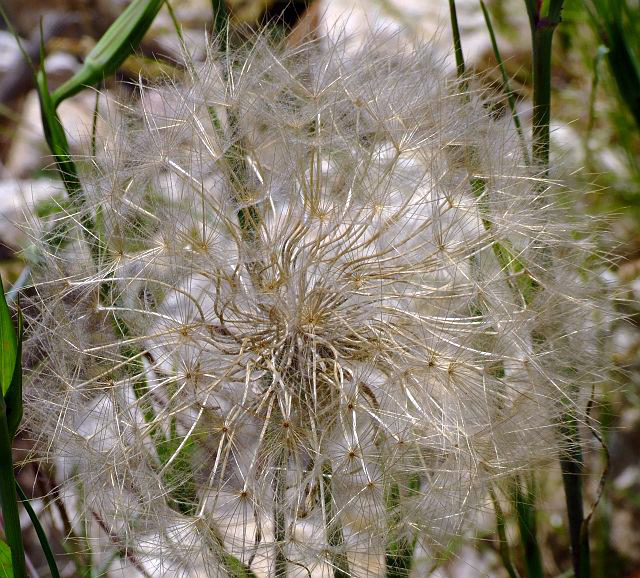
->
[479, 0, 531, 166]
[37, 54, 104, 261]
[448, 0, 466, 79]
[0, 283, 25, 578]
[513, 477, 543, 578]
[52, 0, 166, 106]
[587, 0, 640, 128]
[36, 67, 83, 203]
[489, 486, 520, 578]
[211, 0, 228, 49]
[15, 484, 61, 578]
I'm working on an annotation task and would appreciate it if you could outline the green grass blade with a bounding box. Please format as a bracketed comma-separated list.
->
[211, 0, 228, 43]
[36, 51, 104, 262]
[448, 0, 466, 79]
[91, 90, 100, 158]
[0, 278, 22, 444]
[0, 5, 35, 77]
[587, 0, 640, 128]
[489, 486, 520, 578]
[52, 0, 166, 106]
[479, 0, 531, 166]
[513, 477, 543, 578]
[15, 484, 61, 578]
[37, 70, 103, 256]
[36, 69, 83, 202]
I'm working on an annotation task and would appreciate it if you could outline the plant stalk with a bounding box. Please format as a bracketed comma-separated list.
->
[527, 0, 564, 173]
[559, 415, 590, 578]
[525, 2, 591, 576]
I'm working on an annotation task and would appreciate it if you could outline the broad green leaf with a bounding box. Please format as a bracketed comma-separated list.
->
[0, 541, 13, 578]
[52, 0, 166, 106]
[0, 277, 17, 397]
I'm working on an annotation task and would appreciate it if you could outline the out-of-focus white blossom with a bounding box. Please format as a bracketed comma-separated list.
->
[25, 33, 608, 577]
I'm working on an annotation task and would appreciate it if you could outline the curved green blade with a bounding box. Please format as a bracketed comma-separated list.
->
[52, 0, 165, 106]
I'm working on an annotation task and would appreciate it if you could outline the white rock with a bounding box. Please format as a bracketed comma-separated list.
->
[308, 0, 503, 70]
[43, 51, 81, 87]
[0, 178, 59, 248]
[0, 30, 22, 74]
[614, 466, 639, 491]
[5, 89, 109, 178]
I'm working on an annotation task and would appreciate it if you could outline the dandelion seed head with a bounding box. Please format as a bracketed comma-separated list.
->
[23, 31, 611, 576]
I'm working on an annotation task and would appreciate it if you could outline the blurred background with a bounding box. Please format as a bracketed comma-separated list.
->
[0, 0, 638, 576]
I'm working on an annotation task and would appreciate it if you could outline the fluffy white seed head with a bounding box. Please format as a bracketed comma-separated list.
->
[24, 33, 609, 577]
